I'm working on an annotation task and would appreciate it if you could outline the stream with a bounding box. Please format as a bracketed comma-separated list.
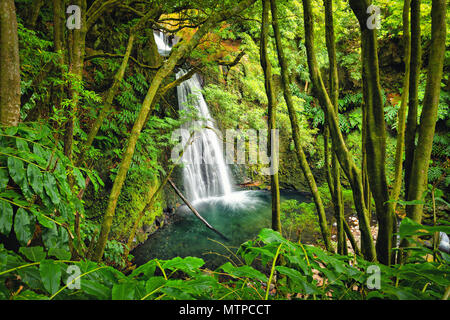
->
[131, 189, 309, 269]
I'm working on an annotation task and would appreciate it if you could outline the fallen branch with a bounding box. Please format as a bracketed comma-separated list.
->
[168, 178, 229, 241]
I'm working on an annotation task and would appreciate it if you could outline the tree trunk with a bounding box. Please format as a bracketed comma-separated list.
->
[92, 0, 258, 262]
[404, 0, 421, 199]
[65, 0, 87, 161]
[302, 0, 376, 261]
[406, 0, 446, 223]
[391, 0, 411, 211]
[0, 0, 21, 127]
[260, 0, 281, 233]
[349, 0, 393, 265]
[390, 0, 411, 264]
[51, 0, 65, 112]
[26, 0, 44, 28]
[271, 0, 333, 253]
[324, 0, 346, 255]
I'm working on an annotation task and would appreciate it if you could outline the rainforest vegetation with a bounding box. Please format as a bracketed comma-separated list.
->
[0, 0, 449, 301]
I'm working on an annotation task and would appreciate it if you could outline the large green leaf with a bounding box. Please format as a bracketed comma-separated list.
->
[0, 168, 9, 191]
[32, 144, 48, 167]
[39, 260, 61, 295]
[43, 172, 60, 205]
[17, 266, 45, 292]
[399, 217, 450, 239]
[42, 225, 69, 250]
[162, 256, 204, 275]
[144, 276, 166, 297]
[27, 164, 43, 196]
[19, 246, 45, 262]
[112, 282, 135, 300]
[36, 213, 56, 229]
[220, 262, 267, 282]
[130, 260, 156, 279]
[48, 248, 71, 260]
[275, 266, 321, 295]
[7, 157, 32, 198]
[16, 138, 30, 153]
[72, 167, 85, 189]
[81, 279, 111, 300]
[13, 208, 34, 245]
[258, 228, 288, 245]
[5, 126, 18, 136]
[0, 200, 13, 235]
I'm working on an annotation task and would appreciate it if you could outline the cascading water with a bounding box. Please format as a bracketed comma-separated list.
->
[176, 70, 233, 202]
[153, 30, 233, 202]
[153, 30, 172, 56]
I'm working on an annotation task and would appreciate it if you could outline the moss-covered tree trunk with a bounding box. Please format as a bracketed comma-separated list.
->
[52, 0, 65, 112]
[349, 0, 393, 265]
[406, 0, 446, 223]
[271, 0, 332, 252]
[65, 0, 87, 161]
[324, 0, 346, 254]
[404, 0, 421, 200]
[92, 0, 258, 262]
[64, 0, 122, 161]
[302, 0, 376, 261]
[260, 0, 281, 233]
[391, 0, 411, 211]
[390, 0, 411, 264]
[0, 0, 21, 127]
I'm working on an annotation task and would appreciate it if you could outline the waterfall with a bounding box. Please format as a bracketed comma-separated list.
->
[153, 31, 234, 202]
[153, 30, 172, 56]
[177, 70, 233, 202]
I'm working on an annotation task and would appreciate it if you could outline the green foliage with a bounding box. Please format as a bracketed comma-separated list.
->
[1, 219, 448, 300]
[280, 200, 320, 243]
[0, 122, 103, 255]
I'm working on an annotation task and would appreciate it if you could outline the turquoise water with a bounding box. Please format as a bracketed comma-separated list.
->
[132, 189, 308, 269]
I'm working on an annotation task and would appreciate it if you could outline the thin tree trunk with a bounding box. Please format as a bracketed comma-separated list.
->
[0, 0, 21, 127]
[260, 0, 281, 233]
[271, 0, 333, 252]
[406, 0, 446, 223]
[343, 218, 362, 256]
[92, 0, 258, 262]
[65, 0, 87, 161]
[324, 0, 345, 255]
[302, 0, 376, 261]
[390, 0, 411, 264]
[52, 0, 65, 111]
[404, 0, 421, 199]
[391, 0, 411, 211]
[26, 0, 44, 28]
